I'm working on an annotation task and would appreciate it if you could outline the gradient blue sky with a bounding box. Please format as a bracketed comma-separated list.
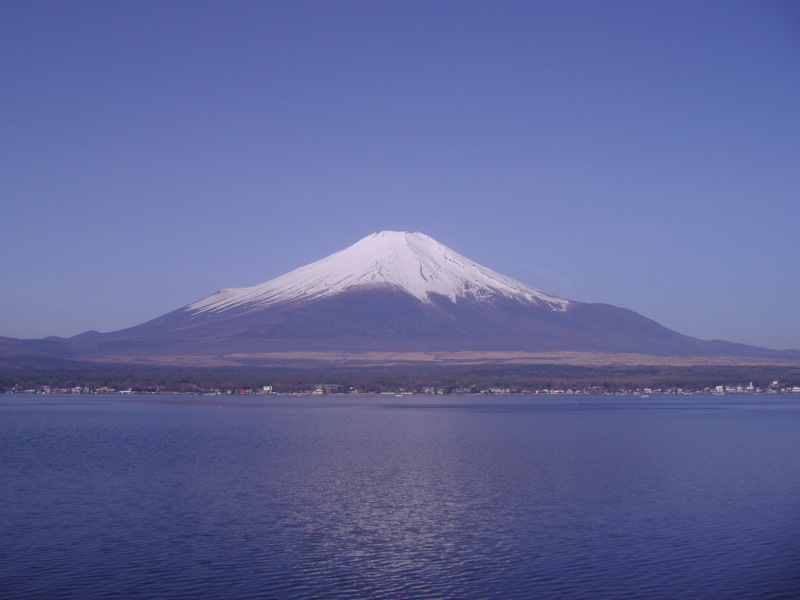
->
[2, 1, 799, 350]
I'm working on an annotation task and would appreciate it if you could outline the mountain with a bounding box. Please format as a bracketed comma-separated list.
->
[52, 231, 798, 365]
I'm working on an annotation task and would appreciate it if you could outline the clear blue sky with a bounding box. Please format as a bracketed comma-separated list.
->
[2, 1, 799, 350]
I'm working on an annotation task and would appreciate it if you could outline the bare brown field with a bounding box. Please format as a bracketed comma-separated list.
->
[86, 351, 800, 368]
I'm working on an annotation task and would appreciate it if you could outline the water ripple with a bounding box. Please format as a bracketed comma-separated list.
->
[2, 395, 799, 599]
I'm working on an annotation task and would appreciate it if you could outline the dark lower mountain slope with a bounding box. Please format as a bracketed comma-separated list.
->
[63, 287, 798, 361]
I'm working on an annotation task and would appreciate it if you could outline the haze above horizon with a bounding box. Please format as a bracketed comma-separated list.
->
[1, 1, 798, 350]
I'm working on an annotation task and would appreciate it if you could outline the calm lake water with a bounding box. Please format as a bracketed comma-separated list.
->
[2, 394, 799, 599]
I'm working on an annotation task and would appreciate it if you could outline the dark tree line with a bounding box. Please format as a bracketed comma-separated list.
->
[2, 360, 799, 394]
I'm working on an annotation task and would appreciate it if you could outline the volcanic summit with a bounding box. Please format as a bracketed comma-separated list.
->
[188, 231, 570, 314]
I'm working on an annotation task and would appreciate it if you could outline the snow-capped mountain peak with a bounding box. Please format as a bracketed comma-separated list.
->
[186, 231, 570, 314]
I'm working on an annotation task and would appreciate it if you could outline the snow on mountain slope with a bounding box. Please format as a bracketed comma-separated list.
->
[187, 231, 570, 315]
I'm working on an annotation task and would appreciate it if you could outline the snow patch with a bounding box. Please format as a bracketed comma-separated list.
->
[187, 231, 570, 314]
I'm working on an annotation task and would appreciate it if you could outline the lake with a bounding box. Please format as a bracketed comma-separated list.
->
[2, 394, 799, 599]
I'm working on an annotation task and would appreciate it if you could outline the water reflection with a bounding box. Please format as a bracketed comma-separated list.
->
[1, 396, 799, 599]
